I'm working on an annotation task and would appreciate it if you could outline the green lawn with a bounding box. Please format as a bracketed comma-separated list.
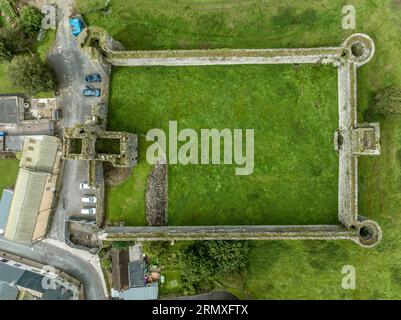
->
[0, 159, 19, 191]
[77, 0, 401, 299]
[108, 64, 339, 226]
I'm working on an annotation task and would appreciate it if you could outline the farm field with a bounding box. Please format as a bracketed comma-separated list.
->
[76, 0, 401, 299]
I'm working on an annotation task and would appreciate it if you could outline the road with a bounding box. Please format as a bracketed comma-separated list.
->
[0, 238, 105, 299]
[48, 0, 102, 241]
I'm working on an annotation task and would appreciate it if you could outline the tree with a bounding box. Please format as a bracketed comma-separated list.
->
[0, 29, 28, 54]
[0, 39, 12, 62]
[371, 87, 401, 117]
[182, 241, 249, 294]
[7, 55, 56, 94]
[20, 5, 43, 37]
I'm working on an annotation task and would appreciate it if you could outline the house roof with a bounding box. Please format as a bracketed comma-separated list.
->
[16, 270, 45, 294]
[0, 282, 19, 300]
[122, 283, 158, 300]
[0, 262, 73, 300]
[4, 169, 48, 244]
[111, 249, 129, 291]
[20, 136, 61, 173]
[0, 262, 25, 284]
[4, 135, 61, 244]
[0, 189, 13, 232]
[0, 96, 24, 125]
[128, 260, 145, 288]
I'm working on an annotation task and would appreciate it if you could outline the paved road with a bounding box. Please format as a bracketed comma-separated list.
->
[0, 238, 105, 299]
[48, 0, 101, 241]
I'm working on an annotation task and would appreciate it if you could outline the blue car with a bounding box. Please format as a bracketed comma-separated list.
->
[85, 73, 102, 83]
[83, 86, 101, 97]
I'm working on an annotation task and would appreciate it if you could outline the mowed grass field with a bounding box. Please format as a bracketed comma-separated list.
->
[108, 64, 339, 226]
[77, 0, 401, 299]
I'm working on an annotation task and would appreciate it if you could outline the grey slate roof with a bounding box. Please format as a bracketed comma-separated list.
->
[128, 260, 145, 288]
[0, 282, 19, 300]
[16, 270, 46, 294]
[0, 96, 24, 125]
[0, 262, 73, 300]
[0, 262, 25, 283]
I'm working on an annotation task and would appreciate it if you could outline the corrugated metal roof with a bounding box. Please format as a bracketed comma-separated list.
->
[0, 189, 13, 232]
[4, 135, 61, 244]
[20, 136, 61, 173]
[4, 169, 48, 243]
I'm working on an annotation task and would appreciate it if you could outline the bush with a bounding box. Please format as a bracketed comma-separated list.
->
[370, 87, 401, 117]
[182, 241, 249, 294]
[110, 241, 136, 250]
[0, 39, 12, 61]
[20, 5, 43, 37]
[7, 54, 56, 94]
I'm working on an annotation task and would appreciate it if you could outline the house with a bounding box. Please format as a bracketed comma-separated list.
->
[0, 96, 25, 126]
[111, 245, 159, 300]
[0, 255, 81, 300]
[4, 136, 62, 244]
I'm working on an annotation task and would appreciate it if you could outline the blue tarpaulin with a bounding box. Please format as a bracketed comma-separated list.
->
[69, 18, 84, 37]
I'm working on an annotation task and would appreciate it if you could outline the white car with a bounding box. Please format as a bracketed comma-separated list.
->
[79, 182, 94, 190]
[82, 196, 97, 204]
[81, 207, 96, 215]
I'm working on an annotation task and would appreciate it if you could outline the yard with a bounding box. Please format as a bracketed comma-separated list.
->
[0, 159, 19, 191]
[76, 0, 401, 299]
[108, 64, 339, 226]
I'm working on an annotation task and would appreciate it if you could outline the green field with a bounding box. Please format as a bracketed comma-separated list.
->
[108, 64, 339, 226]
[77, 0, 401, 299]
[0, 159, 19, 191]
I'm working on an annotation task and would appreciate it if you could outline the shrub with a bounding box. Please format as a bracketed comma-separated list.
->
[20, 5, 43, 37]
[182, 241, 249, 294]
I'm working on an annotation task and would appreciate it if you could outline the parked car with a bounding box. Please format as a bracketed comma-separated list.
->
[81, 207, 96, 215]
[79, 182, 94, 190]
[83, 86, 101, 97]
[85, 73, 102, 83]
[82, 196, 97, 204]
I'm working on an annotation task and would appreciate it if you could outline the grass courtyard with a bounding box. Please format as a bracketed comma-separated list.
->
[77, 0, 401, 299]
[107, 64, 339, 226]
